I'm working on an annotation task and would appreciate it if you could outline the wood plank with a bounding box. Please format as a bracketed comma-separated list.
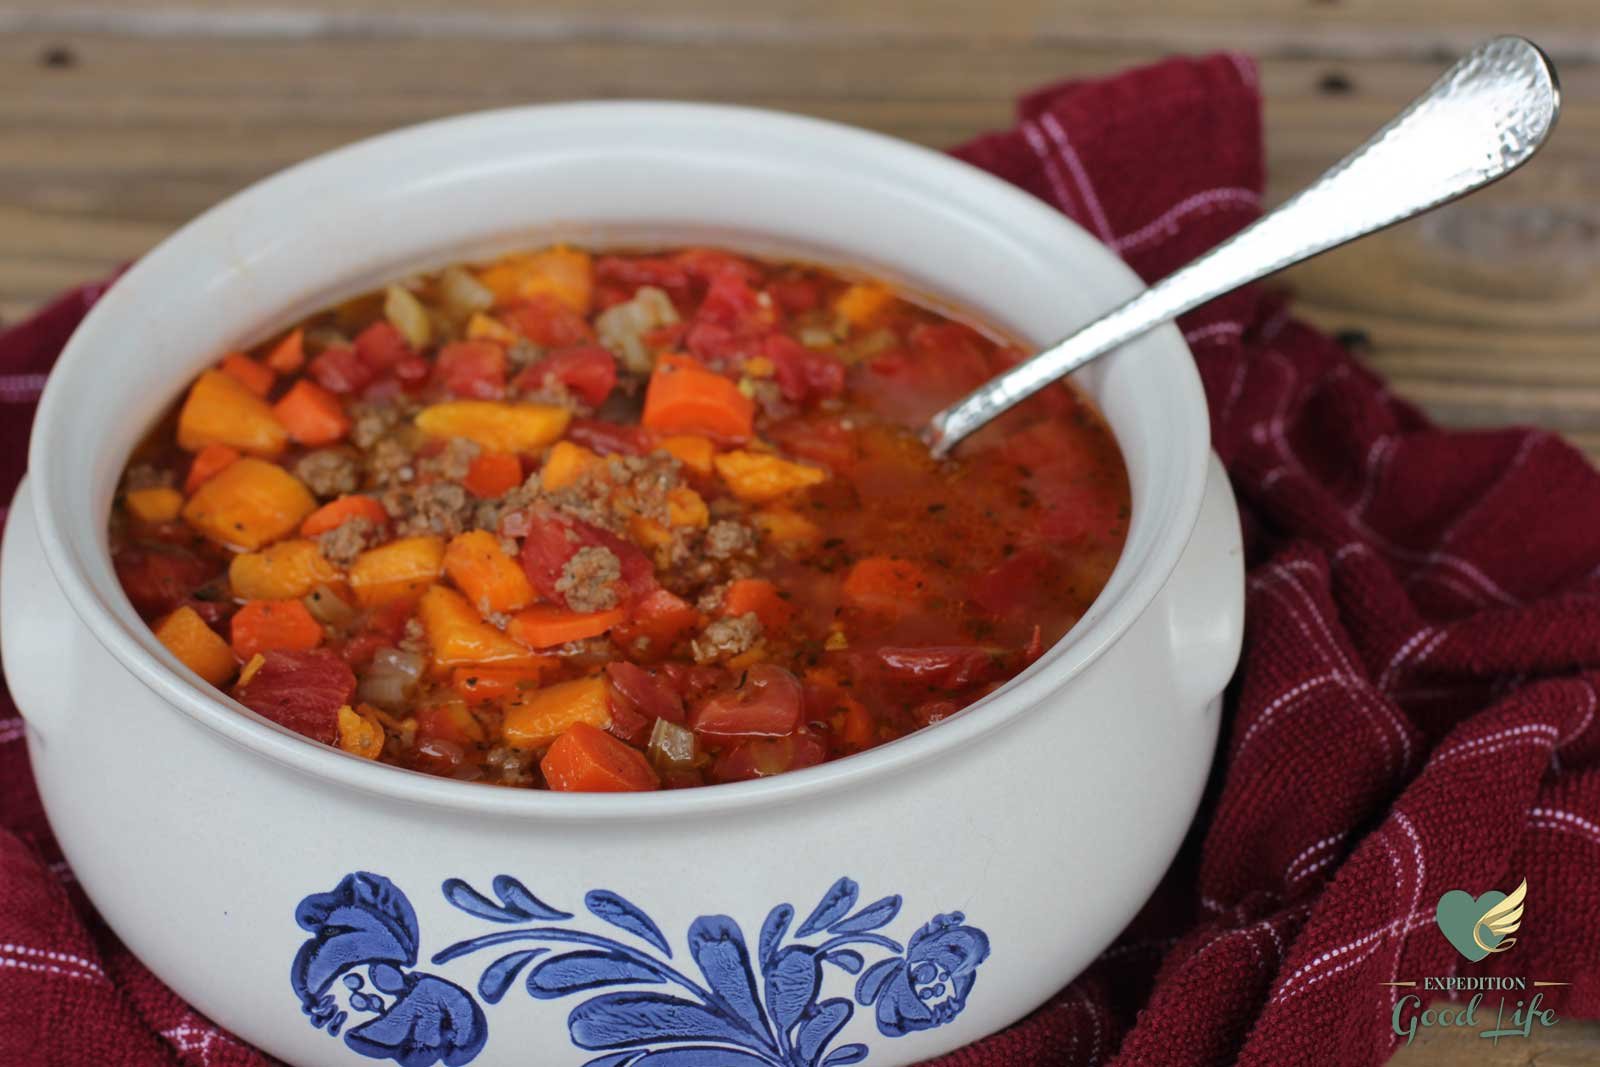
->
[0, 25, 1597, 461]
[2, 1, 1599, 59]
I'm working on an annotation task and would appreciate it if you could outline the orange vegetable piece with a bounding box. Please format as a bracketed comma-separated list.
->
[414, 401, 571, 454]
[722, 578, 795, 630]
[418, 585, 540, 671]
[713, 450, 827, 503]
[465, 313, 517, 345]
[452, 664, 554, 704]
[124, 486, 184, 523]
[185, 443, 240, 494]
[834, 283, 895, 327]
[540, 721, 660, 792]
[181, 456, 316, 550]
[841, 557, 929, 616]
[656, 434, 715, 474]
[443, 530, 535, 615]
[348, 536, 445, 607]
[219, 352, 275, 398]
[541, 441, 601, 491]
[273, 379, 351, 447]
[613, 588, 699, 653]
[508, 604, 628, 649]
[641, 355, 754, 441]
[478, 246, 593, 314]
[752, 508, 821, 550]
[417, 700, 486, 745]
[301, 495, 388, 537]
[154, 605, 237, 685]
[464, 451, 524, 498]
[229, 538, 340, 600]
[337, 703, 386, 759]
[230, 598, 324, 659]
[666, 487, 709, 528]
[265, 328, 306, 373]
[503, 677, 612, 750]
[176, 369, 288, 456]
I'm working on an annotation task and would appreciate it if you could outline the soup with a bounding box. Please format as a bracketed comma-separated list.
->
[111, 246, 1129, 790]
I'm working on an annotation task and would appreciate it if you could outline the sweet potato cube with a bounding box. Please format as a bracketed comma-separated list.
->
[752, 507, 822, 549]
[348, 536, 445, 607]
[125, 487, 184, 523]
[443, 530, 535, 615]
[418, 585, 539, 671]
[655, 434, 715, 474]
[713, 450, 827, 503]
[502, 676, 611, 750]
[176, 369, 288, 457]
[154, 605, 237, 685]
[228, 539, 341, 601]
[478, 247, 593, 314]
[540, 440, 600, 491]
[414, 401, 571, 455]
[833, 283, 895, 327]
[181, 457, 316, 551]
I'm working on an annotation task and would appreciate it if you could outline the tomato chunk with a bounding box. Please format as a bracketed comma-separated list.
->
[689, 664, 804, 740]
[232, 648, 355, 744]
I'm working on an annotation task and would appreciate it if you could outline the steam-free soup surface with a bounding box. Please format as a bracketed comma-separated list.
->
[112, 246, 1129, 791]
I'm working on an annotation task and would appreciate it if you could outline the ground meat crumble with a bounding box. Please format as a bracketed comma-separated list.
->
[294, 449, 361, 498]
[691, 612, 762, 663]
[555, 545, 622, 613]
[315, 515, 382, 567]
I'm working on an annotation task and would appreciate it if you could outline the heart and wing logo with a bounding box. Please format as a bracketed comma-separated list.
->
[1435, 878, 1526, 961]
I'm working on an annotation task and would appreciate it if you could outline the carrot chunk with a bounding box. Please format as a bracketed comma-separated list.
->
[230, 598, 324, 659]
[443, 530, 535, 615]
[508, 604, 627, 649]
[641, 355, 754, 441]
[722, 578, 795, 630]
[301, 495, 388, 537]
[842, 557, 929, 617]
[540, 721, 660, 792]
[503, 677, 612, 750]
[273, 379, 351, 447]
[265, 328, 305, 373]
[154, 605, 237, 685]
[185, 443, 240, 494]
[176, 370, 288, 457]
[181, 457, 316, 550]
[463, 451, 524, 498]
[418, 585, 540, 671]
[219, 352, 275, 398]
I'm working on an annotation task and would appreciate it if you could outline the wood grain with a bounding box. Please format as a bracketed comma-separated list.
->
[1, 8, 1597, 1064]
[0, 1, 1596, 471]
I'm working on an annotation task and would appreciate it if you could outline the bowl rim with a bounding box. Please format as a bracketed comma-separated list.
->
[27, 100, 1209, 820]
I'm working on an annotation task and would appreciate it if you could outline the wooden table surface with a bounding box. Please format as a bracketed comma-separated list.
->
[3, 3, 1597, 1063]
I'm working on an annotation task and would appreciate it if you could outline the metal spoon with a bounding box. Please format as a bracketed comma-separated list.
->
[925, 36, 1560, 458]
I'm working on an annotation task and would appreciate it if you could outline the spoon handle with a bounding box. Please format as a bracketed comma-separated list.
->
[926, 36, 1560, 458]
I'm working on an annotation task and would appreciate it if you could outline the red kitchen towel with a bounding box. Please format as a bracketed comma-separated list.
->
[2, 52, 1598, 1067]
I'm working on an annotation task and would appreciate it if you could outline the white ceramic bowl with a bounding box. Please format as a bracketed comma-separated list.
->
[1, 103, 1242, 1067]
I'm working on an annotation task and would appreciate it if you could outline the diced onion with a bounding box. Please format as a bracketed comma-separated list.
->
[357, 646, 424, 709]
[439, 267, 496, 320]
[385, 284, 432, 349]
[303, 583, 357, 629]
[646, 718, 697, 770]
[596, 286, 678, 374]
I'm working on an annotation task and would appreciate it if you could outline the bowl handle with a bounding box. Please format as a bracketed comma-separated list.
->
[1, 479, 75, 740]
[1163, 453, 1245, 709]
